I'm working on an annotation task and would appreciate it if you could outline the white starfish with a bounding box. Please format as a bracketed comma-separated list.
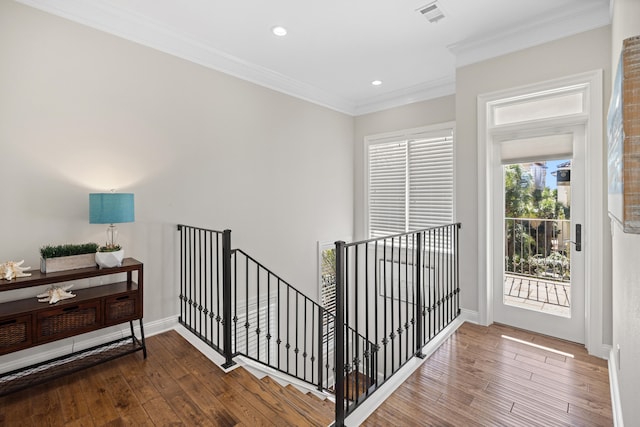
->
[37, 284, 76, 304]
[0, 260, 32, 281]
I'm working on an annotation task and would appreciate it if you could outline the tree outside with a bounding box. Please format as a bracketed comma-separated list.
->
[504, 163, 571, 281]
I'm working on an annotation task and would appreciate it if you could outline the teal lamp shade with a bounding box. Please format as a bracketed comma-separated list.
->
[89, 193, 135, 224]
[90, 193, 134, 248]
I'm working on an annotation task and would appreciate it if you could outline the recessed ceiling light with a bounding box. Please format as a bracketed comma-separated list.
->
[272, 26, 287, 36]
[371, 80, 383, 86]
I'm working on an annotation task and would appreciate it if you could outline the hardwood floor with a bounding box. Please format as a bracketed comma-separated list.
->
[363, 322, 613, 427]
[0, 323, 614, 426]
[0, 331, 333, 426]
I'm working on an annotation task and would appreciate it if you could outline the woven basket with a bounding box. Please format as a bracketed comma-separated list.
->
[0, 322, 27, 348]
[40, 308, 97, 337]
[107, 299, 135, 321]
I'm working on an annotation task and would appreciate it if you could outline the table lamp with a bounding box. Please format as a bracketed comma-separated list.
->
[89, 192, 135, 249]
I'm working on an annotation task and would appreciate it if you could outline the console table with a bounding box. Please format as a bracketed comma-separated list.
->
[0, 257, 146, 396]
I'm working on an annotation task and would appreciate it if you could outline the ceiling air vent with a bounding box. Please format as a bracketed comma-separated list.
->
[418, 1, 445, 23]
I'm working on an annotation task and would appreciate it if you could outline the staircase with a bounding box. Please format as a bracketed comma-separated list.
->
[165, 328, 334, 426]
[176, 223, 461, 426]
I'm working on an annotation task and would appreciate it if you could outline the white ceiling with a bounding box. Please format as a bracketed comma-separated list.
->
[18, 0, 611, 115]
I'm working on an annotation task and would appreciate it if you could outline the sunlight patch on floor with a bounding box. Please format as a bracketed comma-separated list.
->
[501, 334, 575, 358]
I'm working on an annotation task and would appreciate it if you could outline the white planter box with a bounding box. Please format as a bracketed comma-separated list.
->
[40, 253, 96, 273]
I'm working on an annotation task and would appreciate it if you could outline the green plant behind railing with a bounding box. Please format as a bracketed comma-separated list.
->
[40, 243, 99, 259]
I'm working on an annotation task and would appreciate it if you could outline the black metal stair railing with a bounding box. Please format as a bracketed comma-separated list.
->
[230, 249, 377, 394]
[177, 223, 462, 427]
[333, 223, 461, 426]
[177, 224, 377, 394]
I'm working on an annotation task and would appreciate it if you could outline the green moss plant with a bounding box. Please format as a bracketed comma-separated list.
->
[98, 244, 122, 253]
[40, 243, 99, 259]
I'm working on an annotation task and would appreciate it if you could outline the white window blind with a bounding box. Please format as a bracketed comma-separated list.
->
[368, 129, 454, 238]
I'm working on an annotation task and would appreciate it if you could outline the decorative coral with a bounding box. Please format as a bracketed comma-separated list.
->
[37, 284, 76, 304]
[0, 260, 32, 281]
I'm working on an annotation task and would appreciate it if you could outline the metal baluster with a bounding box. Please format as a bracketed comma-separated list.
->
[344, 245, 350, 413]
[415, 232, 424, 357]
[364, 242, 370, 392]
[245, 254, 249, 356]
[334, 240, 345, 427]
[256, 263, 261, 362]
[390, 236, 395, 373]
[373, 240, 379, 386]
[198, 229, 203, 338]
[277, 278, 281, 370]
[430, 228, 435, 340]
[317, 305, 324, 391]
[405, 235, 410, 361]
[216, 233, 221, 348]
[293, 292, 300, 377]
[382, 239, 388, 380]
[267, 273, 271, 365]
[303, 294, 308, 380]
[286, 285, 290, 373]
[354, 244, 359, 400]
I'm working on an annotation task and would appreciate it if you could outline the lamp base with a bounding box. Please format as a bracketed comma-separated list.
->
[95, 250, 124, 269]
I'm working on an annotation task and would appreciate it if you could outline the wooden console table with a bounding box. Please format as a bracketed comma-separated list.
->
[0, 257, 146, 396]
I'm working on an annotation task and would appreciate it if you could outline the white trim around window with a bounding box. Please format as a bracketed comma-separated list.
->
[364, 122, 456, 240]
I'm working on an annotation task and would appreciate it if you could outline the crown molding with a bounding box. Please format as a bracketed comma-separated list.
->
[15, 0, 611, 116]
[448, 1, 611, 68]
[353, 76, 456, 116]
[15, 0, 357, 115]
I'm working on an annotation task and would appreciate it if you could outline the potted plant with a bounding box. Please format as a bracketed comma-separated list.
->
[40, 243, 99, 273]
[95, 243, 124, 269]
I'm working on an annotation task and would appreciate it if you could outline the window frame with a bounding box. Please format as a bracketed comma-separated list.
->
[364, 122, 456, 239]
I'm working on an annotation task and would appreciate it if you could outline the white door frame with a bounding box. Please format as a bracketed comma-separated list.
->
[477, 70, 607, 357]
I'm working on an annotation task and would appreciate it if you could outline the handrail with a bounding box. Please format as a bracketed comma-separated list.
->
[345, 223, 459, 248]
[176, 223, 224, 234]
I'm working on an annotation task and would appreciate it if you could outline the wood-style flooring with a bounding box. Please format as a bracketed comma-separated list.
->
[363, 322, 613, 426]
[0, 322, 614, 426]
[0, 331, 333, 426]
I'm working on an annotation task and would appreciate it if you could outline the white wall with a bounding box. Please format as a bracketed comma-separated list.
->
[0, 0, 353, 339]
[610, 0, 640, 423]
[455, 27, 612, 322]
[353, 96, 456, 240]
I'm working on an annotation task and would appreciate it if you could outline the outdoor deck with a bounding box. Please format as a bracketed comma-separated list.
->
[504, 273, 571, 317]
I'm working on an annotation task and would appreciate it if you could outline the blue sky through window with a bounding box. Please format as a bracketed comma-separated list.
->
[545, 159, 570, 190]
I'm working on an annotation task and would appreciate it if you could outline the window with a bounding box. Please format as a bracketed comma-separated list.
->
[366, 124, 455, 238]
[319, 243, 336, 345]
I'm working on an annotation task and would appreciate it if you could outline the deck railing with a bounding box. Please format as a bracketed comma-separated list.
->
[504, 217, 571, 282]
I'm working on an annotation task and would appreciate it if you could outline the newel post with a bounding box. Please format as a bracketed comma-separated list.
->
[222, 229, 236, 368]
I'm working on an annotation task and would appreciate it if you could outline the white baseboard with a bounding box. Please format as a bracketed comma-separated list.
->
[0, 316, 178, 374]
[174, 323, 232, 370]
[343, 316, 466, 427]
[608, 347, 624, 427]
[459, 308, 479, 324]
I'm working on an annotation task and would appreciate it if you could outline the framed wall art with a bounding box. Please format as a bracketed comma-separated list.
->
[608, 35, 640, 233]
